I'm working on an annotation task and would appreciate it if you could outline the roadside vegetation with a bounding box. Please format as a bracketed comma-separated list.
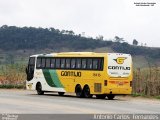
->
[132, 67, 160, 97]
[0, 64, 26, 89]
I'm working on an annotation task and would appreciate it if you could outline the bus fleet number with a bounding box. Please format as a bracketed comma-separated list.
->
[93, 73, 101, 77]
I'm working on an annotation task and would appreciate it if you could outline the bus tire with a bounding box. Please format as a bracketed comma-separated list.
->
[75, 85, 83, 98]
[83, 85, 92, 98]
[107, 94, 115, 100]
[58, 92, 65, 96]
[96, 94, 106, 99]
[36, 83, 44, 95]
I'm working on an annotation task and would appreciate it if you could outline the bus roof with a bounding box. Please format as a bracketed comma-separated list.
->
[30, 52, 131, 57]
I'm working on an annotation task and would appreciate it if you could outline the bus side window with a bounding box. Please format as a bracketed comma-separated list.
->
[56, 58, 60, 69]
[76, 58, 81, 69]
[36, 58, 41, 68]
[93, 59, 98, 70]
[66, 58, 71, 69]
[98, 58, 103, 70]
[51, 58, 55, 68]
[46, 58, 51, 68]
[61, 58, 65, 69]
[87, 59, 92, 69]
[41, 58, 46, 68]
[71, 59, 76, 69]
[82, 59, 87, 69]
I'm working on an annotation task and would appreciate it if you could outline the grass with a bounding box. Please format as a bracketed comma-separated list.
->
[132, 93, 143, 97]
[131, 93, 160, 100]
[0, 84, 25, 89]
[131, 92, 146, 97]
[155, 96, 160, 99]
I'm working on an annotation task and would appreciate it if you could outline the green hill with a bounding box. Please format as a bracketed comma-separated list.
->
[0, 25, 160, 68]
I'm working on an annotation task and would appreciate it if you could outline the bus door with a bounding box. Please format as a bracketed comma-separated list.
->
[26, 57, 35, 81]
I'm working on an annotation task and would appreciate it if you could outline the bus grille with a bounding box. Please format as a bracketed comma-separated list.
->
[94, 83, 101, 92]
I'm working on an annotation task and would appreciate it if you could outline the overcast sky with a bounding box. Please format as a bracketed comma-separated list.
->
[0, 0, 159, 47]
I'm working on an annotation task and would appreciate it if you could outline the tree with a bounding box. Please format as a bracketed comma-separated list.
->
[68, 30, 74, 35]
[133, 39, 138, 46]
[114, 36, 124, 43]
[96, 35, 103, 41]
[144, 43, 147, 47]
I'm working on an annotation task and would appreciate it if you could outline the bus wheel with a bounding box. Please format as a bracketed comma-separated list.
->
[58, 92, 65, 96]
[36, 83, 44, 95]
[96, 94, 106, 99]
[75, 85, 83, 97]
[83, 85, 92, 98]
[107, 94, 115, 100]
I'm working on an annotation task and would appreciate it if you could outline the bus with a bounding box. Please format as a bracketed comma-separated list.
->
[26, 52, 132, 99]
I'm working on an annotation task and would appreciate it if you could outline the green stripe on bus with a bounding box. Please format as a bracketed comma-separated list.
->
[43, 69, 56, 87]
[49, 70, 64, 88]
[42, 69, 64, 88]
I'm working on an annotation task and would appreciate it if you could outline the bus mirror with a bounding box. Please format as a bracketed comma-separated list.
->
[26, 67, 28, 74]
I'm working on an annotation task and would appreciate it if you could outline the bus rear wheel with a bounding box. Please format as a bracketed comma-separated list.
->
[96, 94, 106, 99]
[36, 83, 44, 95]
[75, 85, 83, 98]
[83, 85, 92, 98]
[107, 94, 115, 100]
[58, 92, 65, 96]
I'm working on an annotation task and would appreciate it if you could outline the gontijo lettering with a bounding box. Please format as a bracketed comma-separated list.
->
[108, 66, 130, 70]
[61, 71, 81, 77]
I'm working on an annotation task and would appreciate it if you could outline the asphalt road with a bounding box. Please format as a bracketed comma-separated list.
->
[0, 89, 160, 114]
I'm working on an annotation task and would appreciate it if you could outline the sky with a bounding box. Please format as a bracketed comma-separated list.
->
[0, 0, 160, 47]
